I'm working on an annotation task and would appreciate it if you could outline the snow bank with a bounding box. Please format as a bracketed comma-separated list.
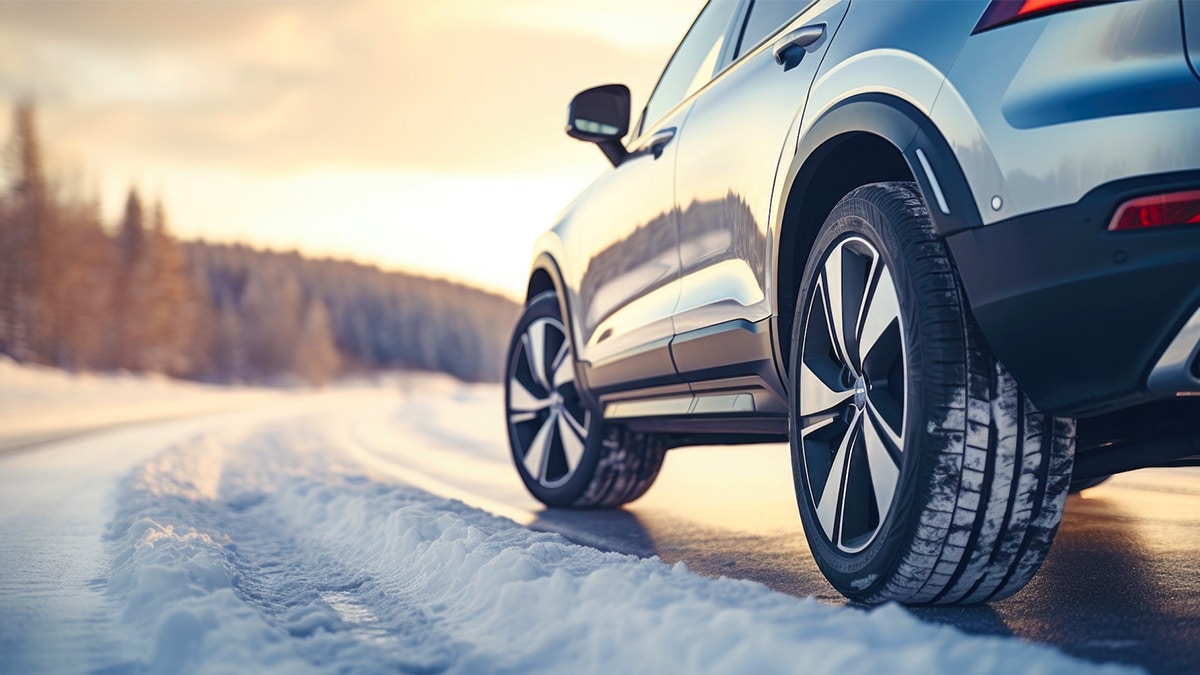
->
[0, 356, 217, 411]
[101, 417, 1129, 674]
[0, 357, 281, 442]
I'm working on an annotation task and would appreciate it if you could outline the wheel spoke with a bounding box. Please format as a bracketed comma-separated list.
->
[816, 408, 860, 541]
[862, 411, 900, 525]
[837, 421, 879, 549]
[551, 343, 574, 388]
[527, 321, 550, 389]
[522, 411, 557, 479]
[821, 248, 851, 367]
[557, 414, 586, 474]
[509, 377, 552, 413]
[799, 361, 853, 417]
[560, 405, 588, 439]
[857, 264, 899, 367]
[853, 254, 878, 349]
[865, 392, 903, 453]
[800, 416, 834, 438]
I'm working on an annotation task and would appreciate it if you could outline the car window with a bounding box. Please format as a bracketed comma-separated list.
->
[736, 0, 810, 58]
[641, 0, 741, 134]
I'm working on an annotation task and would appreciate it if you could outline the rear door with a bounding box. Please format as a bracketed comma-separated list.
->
[671, 0, 851, 393]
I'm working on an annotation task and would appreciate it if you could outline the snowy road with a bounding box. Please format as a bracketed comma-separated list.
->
[0, 368, 1187, 673]
[335, 378, 1200, 674]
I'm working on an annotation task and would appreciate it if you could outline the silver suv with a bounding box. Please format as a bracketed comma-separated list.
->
[503, 0, 1200, 604]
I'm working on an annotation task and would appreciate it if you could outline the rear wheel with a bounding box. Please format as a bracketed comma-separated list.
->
[789, 182, 1076, 604]
[505, 291, 664, 508]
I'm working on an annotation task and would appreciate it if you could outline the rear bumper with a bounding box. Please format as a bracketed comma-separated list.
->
[946, 170, 1200, 417]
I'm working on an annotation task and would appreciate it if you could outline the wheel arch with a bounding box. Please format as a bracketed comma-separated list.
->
[524, 251, 602, 410]
[525, 251, 576, 344]
[525, 265, 557, 305]
[771, 93, 983, 381]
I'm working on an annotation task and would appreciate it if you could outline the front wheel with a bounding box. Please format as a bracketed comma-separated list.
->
[789, 182, 1076, 604]
[505, 291, 664, 508]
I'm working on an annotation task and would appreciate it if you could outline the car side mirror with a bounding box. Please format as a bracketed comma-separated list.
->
[566, 84, 630, 166]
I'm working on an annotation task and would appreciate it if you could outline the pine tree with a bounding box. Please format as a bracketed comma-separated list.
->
[211, 302, 247, 381]
[183, 245, 215, 378]
[46, 194, 115, 369]
[116, 188, 145, 270]
[239, 264, 303, 379]
[112, 187, 152, 370]
[294, 298, 341, 385]
[0, 101, 49, 362]
[142, 200, 197, 374]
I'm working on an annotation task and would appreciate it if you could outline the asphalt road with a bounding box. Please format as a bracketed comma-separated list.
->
[525, 444, 1200, 674]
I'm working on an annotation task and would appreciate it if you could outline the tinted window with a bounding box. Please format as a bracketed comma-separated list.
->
[736, 0, 809, 58]
[642, 0, 741, 132]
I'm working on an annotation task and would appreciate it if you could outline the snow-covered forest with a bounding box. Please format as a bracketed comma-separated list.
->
[0, 101, 518, 384]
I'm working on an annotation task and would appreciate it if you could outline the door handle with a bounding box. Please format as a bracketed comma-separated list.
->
[639, 127, 676, 158]
[773, 24, 826, 65]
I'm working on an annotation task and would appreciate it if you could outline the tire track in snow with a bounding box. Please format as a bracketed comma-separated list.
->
[105, 419, 465, 673]
[97, 403, 1132, 674]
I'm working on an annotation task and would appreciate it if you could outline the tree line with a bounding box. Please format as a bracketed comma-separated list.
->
[0, 101, 519, 384]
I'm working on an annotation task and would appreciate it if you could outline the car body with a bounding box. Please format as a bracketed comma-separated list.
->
[504, 0, 1200, 604]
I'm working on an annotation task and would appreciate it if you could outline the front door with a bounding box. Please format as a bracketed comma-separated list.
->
[568, 0, 746, 398]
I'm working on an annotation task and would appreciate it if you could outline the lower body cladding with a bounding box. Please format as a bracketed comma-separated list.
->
[585, 317, 789, 446]
[947, 171, 1200, 480]
[947, 170, 1200, 418]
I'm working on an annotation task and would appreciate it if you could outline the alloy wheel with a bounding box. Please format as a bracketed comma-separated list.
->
[507, 317, 590, 488]
[798, 236, 907, 553]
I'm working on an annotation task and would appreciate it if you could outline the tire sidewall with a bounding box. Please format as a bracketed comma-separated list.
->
[505, 292, 606, 506]
[789, 191, 933, 597]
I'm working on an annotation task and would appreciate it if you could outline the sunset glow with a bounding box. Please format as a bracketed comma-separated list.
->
[0, 0, 701, 297]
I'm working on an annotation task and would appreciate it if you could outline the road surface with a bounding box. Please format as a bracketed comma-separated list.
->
[5, 383, 1196, 672]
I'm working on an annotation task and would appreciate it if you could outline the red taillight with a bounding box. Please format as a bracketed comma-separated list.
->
[973, 0, 1120, 34]
[1108, 190, 1200, 232]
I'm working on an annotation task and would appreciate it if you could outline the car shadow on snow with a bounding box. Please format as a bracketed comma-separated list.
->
[527, 507, 661, 558]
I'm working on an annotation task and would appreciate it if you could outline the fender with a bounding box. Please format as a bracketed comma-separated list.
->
[768, 93, 984, 382]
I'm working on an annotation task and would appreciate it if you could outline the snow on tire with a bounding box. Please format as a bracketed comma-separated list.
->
[789, 182, 1076, 605]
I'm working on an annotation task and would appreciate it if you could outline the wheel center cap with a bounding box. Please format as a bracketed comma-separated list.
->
[549, 390, 565, 411]
[853, 377, 867, 409]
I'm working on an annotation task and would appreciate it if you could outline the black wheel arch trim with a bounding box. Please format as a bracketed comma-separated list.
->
[526, 252, 566, 306]
[525, 252, 602, 411]
[769, 93, 983, 387]
[799, 94, 981, 236]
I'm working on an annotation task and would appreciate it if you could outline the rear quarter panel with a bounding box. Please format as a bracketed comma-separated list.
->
[932, 0, 1200, 223]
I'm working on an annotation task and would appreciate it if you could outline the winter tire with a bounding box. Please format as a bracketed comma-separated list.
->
[789, 182, 1076, 605]
[505, 291, 665, 508]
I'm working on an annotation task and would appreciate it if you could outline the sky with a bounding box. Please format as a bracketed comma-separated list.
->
[0, 0, 702, 298]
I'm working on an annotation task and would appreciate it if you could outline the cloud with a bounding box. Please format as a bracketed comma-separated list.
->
[0, 1, 306, 48]
[0, 0, 691, 175]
